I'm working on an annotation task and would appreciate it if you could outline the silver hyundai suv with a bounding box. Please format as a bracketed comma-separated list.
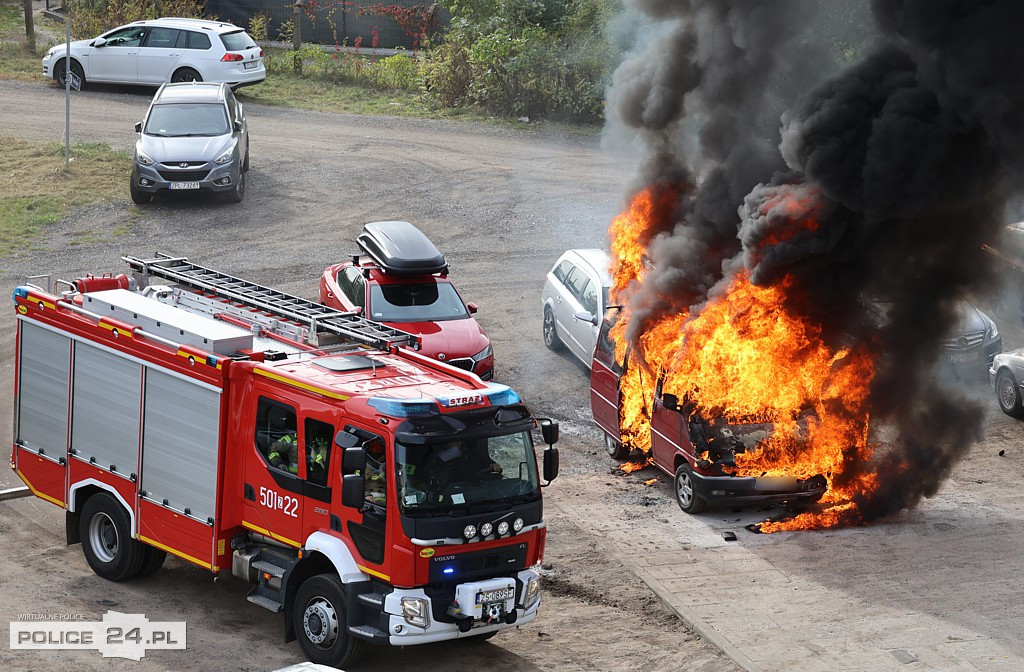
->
[130, 81, 249, 204]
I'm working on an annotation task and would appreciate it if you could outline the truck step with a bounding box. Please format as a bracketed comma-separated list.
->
[252, 560, 287, 578]
[356, 592, 385, 609]
[348, 624, 388, 643]
[246, 594, 283, 612]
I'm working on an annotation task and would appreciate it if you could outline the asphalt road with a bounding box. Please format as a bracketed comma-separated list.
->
[2, 77, 1024, 672]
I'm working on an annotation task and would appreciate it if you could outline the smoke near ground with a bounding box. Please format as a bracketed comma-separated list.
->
[608, 0, 1024, 522]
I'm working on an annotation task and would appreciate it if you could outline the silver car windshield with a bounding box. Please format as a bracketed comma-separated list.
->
[369, 282, 469, 322]
[145, 103, 229, 137]
[395, 431, 540, 515]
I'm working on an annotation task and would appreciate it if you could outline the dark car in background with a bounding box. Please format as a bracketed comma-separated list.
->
[319, 221, 494, 380]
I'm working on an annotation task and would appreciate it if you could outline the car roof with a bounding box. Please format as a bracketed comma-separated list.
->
[127, 18, 244, 34]
[154, 82, 227, 104]
[561, 249, 611, 287]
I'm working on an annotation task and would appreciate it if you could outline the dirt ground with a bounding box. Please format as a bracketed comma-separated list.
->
[2, 77, 1023, 672]
[0, 79, 735, 672]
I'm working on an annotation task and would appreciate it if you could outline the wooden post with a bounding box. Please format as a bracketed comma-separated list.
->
[22, 0, 36, 53]
[292, 0, 303, 75]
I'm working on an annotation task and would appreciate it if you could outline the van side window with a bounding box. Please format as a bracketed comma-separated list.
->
[304, 418, 333, 486]
[255, 397, 299, 476]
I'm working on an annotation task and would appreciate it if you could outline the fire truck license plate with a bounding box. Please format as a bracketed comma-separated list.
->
[478, 587, 514, 604]
[169, 181, 200, 190]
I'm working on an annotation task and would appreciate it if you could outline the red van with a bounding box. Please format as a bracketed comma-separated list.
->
[590, 318, 827, 513]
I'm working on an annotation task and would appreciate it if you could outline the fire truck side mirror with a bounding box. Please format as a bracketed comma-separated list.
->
[342, 474, 366, 509]
[343, 446, 367, 473]
[543, 446, 559, 484]
[540, 419, 559, 445]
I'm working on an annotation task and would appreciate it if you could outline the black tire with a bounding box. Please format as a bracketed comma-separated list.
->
[242, 138, 250, 172]
[137, 545, 167, 577]
[605, 433, 629, 460]
[996, 370, 1024, 419]
[674, 463, 707, 514]
[129, 178, 152, 204]
[54, 58, 85, 89]
[293, 574, 364, 668]
[543, 307, 562, 351]
[171, 67, 202, 83]
[225, 169, 245, 203]
[79, 493, 146, 581]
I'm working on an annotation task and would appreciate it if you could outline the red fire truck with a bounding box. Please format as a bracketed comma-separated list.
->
[11, 254, 559, 667]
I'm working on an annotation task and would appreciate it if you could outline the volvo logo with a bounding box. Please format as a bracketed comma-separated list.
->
[438, 353, 446, 360]
[178, 162, 189, 168]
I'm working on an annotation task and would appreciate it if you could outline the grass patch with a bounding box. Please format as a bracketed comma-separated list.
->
[0, 135, 130, 256]
[0, 1, 22, 33]
[0, 44, 41, 81]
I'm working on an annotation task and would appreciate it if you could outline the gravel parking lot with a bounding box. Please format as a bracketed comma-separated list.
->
[1, 78, 1023, 672]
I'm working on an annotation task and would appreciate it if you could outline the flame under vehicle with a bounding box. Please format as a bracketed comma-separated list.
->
[11, 254, 559, 668]
[590, 317, 826, 514]
[320, 221, 494, 380]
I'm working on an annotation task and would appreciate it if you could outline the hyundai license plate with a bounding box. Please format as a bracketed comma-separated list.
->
[950, 351, 979, 363]
[169, 181, 200, 190]
[477, 587, 514, 604]
[244, 61, 258, 70]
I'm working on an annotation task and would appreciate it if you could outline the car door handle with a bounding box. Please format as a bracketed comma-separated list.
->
[124, 51, 138, 55]
[168, 53, 180, 57]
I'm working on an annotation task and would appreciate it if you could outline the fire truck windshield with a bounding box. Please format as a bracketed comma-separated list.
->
[394, 431, 540, 514]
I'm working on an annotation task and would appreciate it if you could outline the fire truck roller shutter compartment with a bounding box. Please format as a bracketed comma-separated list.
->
[16, 322, 71, 456]
[140, 368, 221, 522]
[71, 343, 142, 477]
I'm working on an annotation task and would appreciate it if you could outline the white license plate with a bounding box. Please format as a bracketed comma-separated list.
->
[477, 587, 514, 604]
[244, 61, 258, 70]
[950, 351, 979, 363]
[169, 181, 200, 190]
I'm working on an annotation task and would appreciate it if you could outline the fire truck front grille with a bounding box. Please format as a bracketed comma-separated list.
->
[158, 169, 210, 181]
[446, 358, 474, 372]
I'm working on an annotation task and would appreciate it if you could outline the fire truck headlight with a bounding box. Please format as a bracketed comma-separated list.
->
[463, 524, 478, 539]
[512, 517, 524, 532]
[497, 521, 509, 535]
[400, 597, 431, 628]
[524, 576, 541, 610]
[480, 522, 493, 537]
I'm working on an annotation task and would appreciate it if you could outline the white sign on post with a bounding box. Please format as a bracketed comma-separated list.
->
[70, 72, 81, 91]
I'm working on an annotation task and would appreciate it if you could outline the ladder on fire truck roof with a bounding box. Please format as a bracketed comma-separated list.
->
[121, 253, 419, 352]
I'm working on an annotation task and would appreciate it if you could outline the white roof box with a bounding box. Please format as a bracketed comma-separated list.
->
[357, 221, 447, 275]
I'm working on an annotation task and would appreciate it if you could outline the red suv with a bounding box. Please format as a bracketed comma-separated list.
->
[319, 221, 494, 379]
[590, 317, 826, 513]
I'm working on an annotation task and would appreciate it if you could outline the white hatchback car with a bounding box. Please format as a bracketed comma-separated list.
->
[541, 249, 612, 369]
[42, 18, 265, 89]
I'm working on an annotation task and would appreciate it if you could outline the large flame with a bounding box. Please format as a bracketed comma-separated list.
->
[608, 188, 879, 532]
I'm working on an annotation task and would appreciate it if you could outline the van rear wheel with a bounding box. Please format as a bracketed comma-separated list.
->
[605, 434, 628, 460]
[79, 493, 146, 581]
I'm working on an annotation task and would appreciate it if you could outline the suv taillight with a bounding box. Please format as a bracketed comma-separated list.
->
[221, 53, 244, 62]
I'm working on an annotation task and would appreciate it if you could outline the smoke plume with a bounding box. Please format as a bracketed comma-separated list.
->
[608, 0, 1024, 522]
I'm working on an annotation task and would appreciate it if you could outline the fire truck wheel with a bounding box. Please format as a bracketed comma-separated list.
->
[543, 308, 563, 352]
[137, 546, 167, 577]
[605, 434, 629, 460]
[294, 574, 364, 668]
[996, 370, 1024, 418]
[674, 464, 707, 514]
[79, 493, 146, 581]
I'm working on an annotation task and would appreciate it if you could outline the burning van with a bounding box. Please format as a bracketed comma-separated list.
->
[591, 316, 828, 513]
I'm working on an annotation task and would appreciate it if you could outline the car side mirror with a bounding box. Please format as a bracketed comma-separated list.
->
[342, 446, 366, 473]
[92, 37, 107, 47]
[341, 474, 366, 509]
[543, 446, 559, 483]
[134, 121, 142, 133]
[467, 302, 478, 314]
[233, 120, 243, 132]
[661, 393, 678, 412]
[540, 418, 559, 445]
[573, 310, 597, 326]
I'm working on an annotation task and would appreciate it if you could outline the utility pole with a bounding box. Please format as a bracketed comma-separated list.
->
[22, 0, 35, 53]
[292, 0, 303, 75]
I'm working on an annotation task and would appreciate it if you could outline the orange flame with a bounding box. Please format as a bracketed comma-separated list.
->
[608, 188, 879, 532]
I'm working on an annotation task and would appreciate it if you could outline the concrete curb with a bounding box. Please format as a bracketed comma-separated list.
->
[549, 499, 762, 672]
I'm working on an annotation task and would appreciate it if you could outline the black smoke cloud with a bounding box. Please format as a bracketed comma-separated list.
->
[612, 0, 1024, 523]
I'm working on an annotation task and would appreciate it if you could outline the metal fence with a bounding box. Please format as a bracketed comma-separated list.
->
[206, 0, 445, 51]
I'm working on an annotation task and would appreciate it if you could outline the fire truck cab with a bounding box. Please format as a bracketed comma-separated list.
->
[11, 254, 559, 668]
[590, 317, 826, 514]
